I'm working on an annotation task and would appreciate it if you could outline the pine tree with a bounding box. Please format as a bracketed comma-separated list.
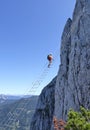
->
[65, 107, 90, 130]
[53, 107, 90, 130]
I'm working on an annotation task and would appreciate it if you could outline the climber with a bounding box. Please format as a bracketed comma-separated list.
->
[47, 54, 53, 68]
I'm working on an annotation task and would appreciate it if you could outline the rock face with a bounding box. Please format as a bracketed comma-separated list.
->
[30, 77, 56, 130]
[55, 18, 72, 120]
[30, 0, 90, 129]
[55, 0, 90, 120]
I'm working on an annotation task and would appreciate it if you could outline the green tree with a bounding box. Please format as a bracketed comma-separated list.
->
[65, 107, 90, 130]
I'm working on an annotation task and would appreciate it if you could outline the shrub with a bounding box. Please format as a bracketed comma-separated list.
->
[53, 107, 90, 130]
[65, 107, 90, 130]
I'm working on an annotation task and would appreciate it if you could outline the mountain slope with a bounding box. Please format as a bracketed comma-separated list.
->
[0, 96, 38, 130]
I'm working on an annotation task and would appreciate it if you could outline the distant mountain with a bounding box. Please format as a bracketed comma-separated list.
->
[0, 96, 38, 130]
[0, 94, 8, 103]
[0, 94, 31, 105]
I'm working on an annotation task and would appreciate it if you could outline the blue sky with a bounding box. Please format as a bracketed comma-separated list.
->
[0, 0, 75, 95]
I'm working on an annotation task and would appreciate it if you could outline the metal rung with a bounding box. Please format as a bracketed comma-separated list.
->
[7, 118, 15, 121]
[4, 124, 14, 128]
[16, 107, 25, 110]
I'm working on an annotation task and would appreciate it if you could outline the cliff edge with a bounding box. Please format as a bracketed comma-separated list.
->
[30, 0, 90, 129]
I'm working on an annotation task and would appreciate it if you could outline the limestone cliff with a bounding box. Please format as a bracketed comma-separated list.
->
[55, 0, 90, 120]
[30, 0, 90, 129]
[30, 77, 56, 130]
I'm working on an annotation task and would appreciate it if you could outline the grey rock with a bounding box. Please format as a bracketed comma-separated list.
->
[55, 0, 90, 121]
[30, 77, 56, 130]
[30, 0, 90, 129]
[54, 18, 72, 120]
